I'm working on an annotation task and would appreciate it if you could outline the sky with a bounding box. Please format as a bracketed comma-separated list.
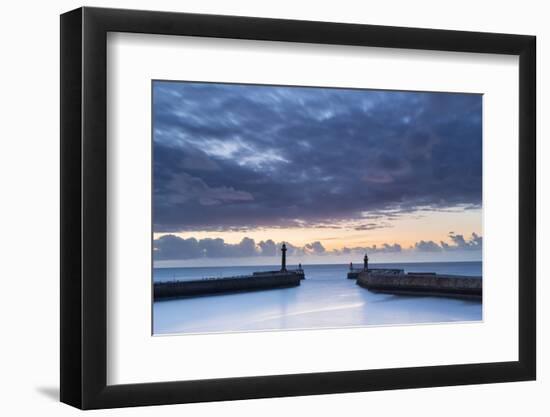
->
[152, 81, 482, 266]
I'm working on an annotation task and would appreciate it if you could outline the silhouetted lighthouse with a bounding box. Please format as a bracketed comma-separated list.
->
[364, 253, 369, 272]
[281, 243, 287, 272]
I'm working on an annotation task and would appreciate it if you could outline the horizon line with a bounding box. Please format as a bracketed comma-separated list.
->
[153, 259, 482, 269]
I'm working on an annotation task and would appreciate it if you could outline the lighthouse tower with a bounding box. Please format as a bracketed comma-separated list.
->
[281, 243, 287, 272]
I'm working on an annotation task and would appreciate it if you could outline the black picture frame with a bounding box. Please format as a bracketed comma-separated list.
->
[60, 6, 536, 410]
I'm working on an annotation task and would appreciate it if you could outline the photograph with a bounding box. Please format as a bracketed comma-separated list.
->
[152, 81, 483, 335]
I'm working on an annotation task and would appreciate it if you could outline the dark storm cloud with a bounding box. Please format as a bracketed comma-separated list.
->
[354, 222, 392, 231]
[153, 81, 482, 232]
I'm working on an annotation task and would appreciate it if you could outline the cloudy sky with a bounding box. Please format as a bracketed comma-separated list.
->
[152, 81, 482, 265]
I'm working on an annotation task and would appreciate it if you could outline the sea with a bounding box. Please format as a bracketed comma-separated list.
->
[153, 261, 482, 335]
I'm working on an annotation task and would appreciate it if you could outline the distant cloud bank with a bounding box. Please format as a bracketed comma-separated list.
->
[153, 232, 482, 261]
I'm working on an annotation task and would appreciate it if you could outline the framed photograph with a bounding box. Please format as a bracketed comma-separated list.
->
[60, 7, 536, 409]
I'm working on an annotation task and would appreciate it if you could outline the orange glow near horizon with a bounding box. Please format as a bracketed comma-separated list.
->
[153, 208, 482, 250]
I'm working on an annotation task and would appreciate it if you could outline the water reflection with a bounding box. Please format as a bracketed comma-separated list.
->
[153, 262, 482, 335]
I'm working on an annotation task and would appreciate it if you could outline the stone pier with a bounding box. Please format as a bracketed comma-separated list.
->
[356, 271, 482, 300]
[154, 244, 304, 300]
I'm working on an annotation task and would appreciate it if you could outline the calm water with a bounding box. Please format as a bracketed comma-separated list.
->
[153, 262, 482, 335]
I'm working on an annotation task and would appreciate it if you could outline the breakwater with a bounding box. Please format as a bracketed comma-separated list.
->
[154, 271, 303, 300]
[348, 267, 404, 279]
[253, 269, 305, 279]
[356, 271, 482, 300]
[347, 268, 362, 279]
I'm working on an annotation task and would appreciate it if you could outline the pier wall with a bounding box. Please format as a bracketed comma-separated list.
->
[254, 269, 305, 279]
[357, 272, 482, 299]
[348, 268, 404, 279]
[154, 272, 302, 300]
